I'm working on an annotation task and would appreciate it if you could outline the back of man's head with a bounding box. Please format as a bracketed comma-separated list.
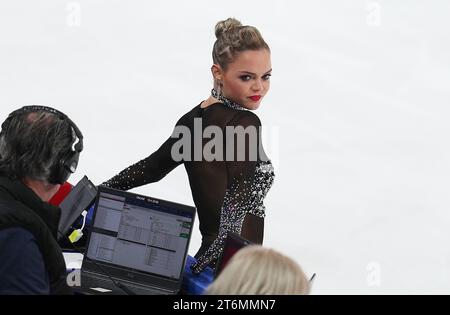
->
[0, 107, 79, 185]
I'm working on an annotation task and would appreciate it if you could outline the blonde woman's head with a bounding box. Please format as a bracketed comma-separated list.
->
[206, 246, 310, 295]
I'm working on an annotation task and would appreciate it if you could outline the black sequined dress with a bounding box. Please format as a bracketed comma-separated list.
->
[102, 101, 275, 273]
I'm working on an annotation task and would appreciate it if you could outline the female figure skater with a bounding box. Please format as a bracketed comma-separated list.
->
[103, 17, 275, 273]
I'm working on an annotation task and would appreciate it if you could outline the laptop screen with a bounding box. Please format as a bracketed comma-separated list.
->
[58, 175, 97, 239]
[85, 189, 195, 281]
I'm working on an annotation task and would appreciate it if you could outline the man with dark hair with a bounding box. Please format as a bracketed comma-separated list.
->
[0, 106, 83, 294]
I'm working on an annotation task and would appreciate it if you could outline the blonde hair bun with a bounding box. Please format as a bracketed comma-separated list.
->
[215, 17, 243, 39]
[212, 18, 270, 71]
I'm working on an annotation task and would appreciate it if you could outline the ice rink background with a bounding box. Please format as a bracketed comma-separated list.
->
[1, 0, 449, 294]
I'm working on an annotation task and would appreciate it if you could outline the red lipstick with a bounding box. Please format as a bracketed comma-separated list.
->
[249, 95, 261, 101]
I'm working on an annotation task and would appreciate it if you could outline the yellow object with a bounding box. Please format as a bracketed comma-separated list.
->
[69, 229, 83, 243]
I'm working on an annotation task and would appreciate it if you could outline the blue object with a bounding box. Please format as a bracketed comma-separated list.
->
[181, 255, 214, 295]
[86, 204, 94, 225]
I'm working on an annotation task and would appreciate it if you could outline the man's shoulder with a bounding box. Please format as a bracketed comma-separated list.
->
[0, 227, 50, 295]
[0, 226, 37, 246]
[0, 198, 43, 230]
[0, 197, 32, 213]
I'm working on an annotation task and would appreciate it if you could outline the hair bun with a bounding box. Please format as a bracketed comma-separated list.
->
[215, 17, 242, 38]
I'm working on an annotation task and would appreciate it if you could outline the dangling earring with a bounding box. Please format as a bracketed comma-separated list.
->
[217, 80, 223, 98]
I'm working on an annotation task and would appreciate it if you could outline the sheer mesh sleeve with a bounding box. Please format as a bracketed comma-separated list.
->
[101, 125, 183, 190]
[191, 111, 275, 274]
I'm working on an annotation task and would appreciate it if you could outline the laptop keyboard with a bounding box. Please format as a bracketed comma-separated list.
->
[81, 273, 172, 295]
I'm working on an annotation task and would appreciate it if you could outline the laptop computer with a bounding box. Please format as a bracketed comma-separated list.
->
[58, 175, 97, 241]
[79, 186, 196, 295]
[214, 232, 252, 278]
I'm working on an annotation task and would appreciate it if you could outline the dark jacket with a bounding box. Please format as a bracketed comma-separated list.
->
[0, 175, 72, 295]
